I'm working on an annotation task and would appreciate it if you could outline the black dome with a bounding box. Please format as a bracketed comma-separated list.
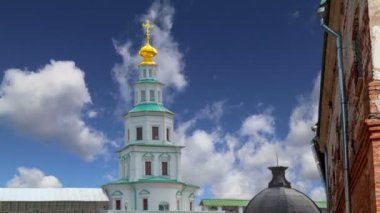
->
[244, 166, 321, 213]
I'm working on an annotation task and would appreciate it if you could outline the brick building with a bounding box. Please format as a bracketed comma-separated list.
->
[315, 0, 380, 212]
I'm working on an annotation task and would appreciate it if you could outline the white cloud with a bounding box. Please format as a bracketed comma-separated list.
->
[240, 112, 275, 143]
[6, 167, 62, 188]
[112, 1, 187, 112]
[143, 1, 187, 90]
[182, 130, 235, 186]
[178, 74, 325, 201]
[0, 60, 108, 161]
[87, 110, 98, 118]
[111, 41, 140, 112]
[198, 100, 226, 123]
[310, 186, 327, 201]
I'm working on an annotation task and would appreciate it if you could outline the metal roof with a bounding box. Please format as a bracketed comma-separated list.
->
[0, 188, 109, 202]
[200, 198, 327, 209]
[128, 103, 173, 114]
[245, 187, 321, 213]
[136, 79, 162, 84]
[315, 201, 327, 208]
[103, 177, 199, 188]
[200, 199, 250, 207]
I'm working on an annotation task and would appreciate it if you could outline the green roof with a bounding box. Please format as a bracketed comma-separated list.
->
[200, 199, 327, 209]
[128, 103, 173, 113]
[320, 0, 327, 6]
[200, 199, 249, 207]
[104, 176, 198, 188]
[314, 201, 327, 208]
[136, 79, 161, 84]
[118, 142, 184, 152]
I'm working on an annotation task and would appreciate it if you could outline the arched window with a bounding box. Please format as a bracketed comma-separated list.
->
[159, 202, 169, 211]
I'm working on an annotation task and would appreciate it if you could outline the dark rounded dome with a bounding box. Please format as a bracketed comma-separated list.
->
[244, 166, 321, 213]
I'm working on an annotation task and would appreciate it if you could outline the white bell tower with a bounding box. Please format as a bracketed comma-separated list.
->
[103, 20, 198, 212]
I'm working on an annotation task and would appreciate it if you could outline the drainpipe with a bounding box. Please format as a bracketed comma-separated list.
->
[324, 153, 331, 213]
[319, 17, 351, 213]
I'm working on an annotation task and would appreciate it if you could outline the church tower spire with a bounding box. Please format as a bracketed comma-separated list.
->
[139, 20, 158, 65]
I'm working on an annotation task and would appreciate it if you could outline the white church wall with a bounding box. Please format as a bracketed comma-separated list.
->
[124, 112, 174, 145]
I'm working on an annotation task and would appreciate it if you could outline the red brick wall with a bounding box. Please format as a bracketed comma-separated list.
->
[320, 0, 377, 212]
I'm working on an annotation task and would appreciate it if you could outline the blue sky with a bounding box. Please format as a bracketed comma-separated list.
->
[0, 0, 325, 202]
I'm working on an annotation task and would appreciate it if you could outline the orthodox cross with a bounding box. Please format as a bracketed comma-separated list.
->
[143, 19, 154, 44]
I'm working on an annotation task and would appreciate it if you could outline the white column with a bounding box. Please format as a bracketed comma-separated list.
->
[238, 206, 243, 213]
[217, 206, 222, 211]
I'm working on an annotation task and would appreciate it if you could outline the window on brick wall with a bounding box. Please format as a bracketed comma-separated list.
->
[145, 161, 152, 175]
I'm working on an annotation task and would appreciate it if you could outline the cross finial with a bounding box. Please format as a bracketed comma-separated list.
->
[143, 19, 154, 45]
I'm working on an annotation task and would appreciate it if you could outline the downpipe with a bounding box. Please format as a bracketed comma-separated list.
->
[324, 153, 331, 213]
[320, 18, 351, 213]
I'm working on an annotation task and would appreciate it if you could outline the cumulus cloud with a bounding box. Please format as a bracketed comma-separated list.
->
[240, 112, 275, 143]
[0, 60, 108, 161]
[198, 100, 226, 123]
[87, 110, 98, 118]
[179, 74, 325, 200]
[6, 167, 62, 188]
[310, 186, 327, 201]
[112, 1, 186, 112]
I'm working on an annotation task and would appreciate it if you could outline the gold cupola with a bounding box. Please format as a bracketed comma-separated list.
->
[139, 20, 158, 65]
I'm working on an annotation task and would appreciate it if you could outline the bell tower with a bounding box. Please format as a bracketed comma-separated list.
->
[104, 20, 198, 212]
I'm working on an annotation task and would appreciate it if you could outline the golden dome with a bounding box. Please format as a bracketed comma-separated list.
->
[139, 20, 158, 65]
